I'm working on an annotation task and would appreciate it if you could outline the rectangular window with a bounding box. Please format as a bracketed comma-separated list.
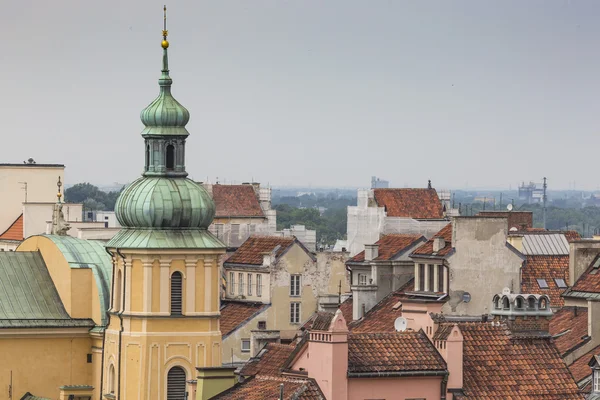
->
[418, 264, 425, 291]
[438, 265, 445, 293]
[537, 278, 549, 289]
[258, 321, 266, 330]
[256, 274, 262, 297]
[358, 273, 367, 286]
[555, 278, 567, 288]
[248, 273, 253, 296]
[290, 302, 301, 324]
[290, 275, 301, 296]
[428, 264, 435, 292]
[595, 370, 600, 392]
[241, 339, 251, 353]
[87, 353, 93, 363]
[229, 272, 235, 295]
[239, 273, 244, 295]
[215, 224, 224, 239]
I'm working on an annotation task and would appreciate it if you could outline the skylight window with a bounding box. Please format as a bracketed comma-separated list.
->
[537, 279, 549, 289]
[555, 278, 567, 289]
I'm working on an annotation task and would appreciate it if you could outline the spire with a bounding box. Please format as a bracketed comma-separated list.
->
[159, 5, 172, 90]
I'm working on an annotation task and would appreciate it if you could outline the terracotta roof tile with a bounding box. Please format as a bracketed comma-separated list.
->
[224, 236, 296, 266]
[338, 296, 353, 323]
[350, 280, 414, 333]
[211, 375, 324, 400]
[239, 343, 295, 377]
[212, 184, 264, 218]
[565, 230, 582, 242]
[347, 331, 446, 374]
[521, 255, 570, 307]
[373, 188, 443, 219]
[570, 254, 600, 294]
[456, 321, 582, 399]
[549, 306, 589, 356]
[220, 301, 267, 337]
[411, 223, 453, 257]
[569, 344, 600, 383]
[478, 211, 533, 230]
[0, 214, 23, 241]
[350, 234, 424, 262]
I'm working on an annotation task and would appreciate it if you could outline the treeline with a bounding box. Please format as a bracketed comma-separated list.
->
[65, 183, 123, 211]
[275, 204, 348, 246]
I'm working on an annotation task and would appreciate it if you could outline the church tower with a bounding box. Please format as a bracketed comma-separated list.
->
[102, 8, 226, 399]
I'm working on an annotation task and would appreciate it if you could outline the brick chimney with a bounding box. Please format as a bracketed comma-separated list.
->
[305, 310, 349, 400]
[490, 289, 553, 333]
[364, 244, 379, 261]
[432, 237, 445, 253]
[445, 325, 463, 391]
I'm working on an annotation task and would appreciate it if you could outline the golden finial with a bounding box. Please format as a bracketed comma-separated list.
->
[162, 5, 169, 49]
[57, 176, 63, 203]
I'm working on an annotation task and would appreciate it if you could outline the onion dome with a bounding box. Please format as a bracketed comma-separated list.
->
[115, 177, 215, 229]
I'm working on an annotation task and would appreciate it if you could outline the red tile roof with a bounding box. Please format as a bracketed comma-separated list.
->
[348, 331, 446, 374]
[565, 230, 582, 242]
[411, 223, 453, 257]
[570, 255, 600, 294]
[211, 375, 324, 400]
[338, 296, 353, 323]
[350, 234, 424, 262]
[220, 301, 267, 337]
[239, 343, 295, 377]
[350, 280, 414, 333]
[456, 321, 582, 399]
[224, 236, 296, 266]
[569, 344, 600, 383]
[212, 184, 265, 218]
[521, 255, 570, 307]
[478, 211, 533, 230]
[373, 188, 443, 219]
[549, 306, 589, 356]
[0, 214, 23, 241]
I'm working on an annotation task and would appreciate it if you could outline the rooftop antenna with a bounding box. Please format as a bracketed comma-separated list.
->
[542, 177, 547, 229]
[427, 180, 432, 189]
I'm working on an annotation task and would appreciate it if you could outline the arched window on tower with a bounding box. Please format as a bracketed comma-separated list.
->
[108, 364, 116, 394]
[171, 271, 183, 315]
[167, 366, 186, 400]
[146, 144, 150, 171]
[166, 144, 175, 171]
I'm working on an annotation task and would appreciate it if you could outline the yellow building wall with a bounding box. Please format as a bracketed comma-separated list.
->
[102, 250, 224, 400]
[0, 335, 92, 400]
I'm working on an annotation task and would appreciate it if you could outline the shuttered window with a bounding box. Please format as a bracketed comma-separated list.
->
[256, 274, 262, 296]
[171, 272, 183, 316]
[167, 366, 186, 400]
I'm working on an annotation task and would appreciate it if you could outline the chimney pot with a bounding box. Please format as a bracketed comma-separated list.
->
[364, 244, 379, 261]
[433, 237, 445, 253]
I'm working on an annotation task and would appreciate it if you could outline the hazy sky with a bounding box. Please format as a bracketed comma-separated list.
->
[3, 1, 600, 190]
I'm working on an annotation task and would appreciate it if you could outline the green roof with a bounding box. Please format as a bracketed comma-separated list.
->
[107, 228, 225, 250]
[38, 235, 112, 326]
[0, 251, 94, 329]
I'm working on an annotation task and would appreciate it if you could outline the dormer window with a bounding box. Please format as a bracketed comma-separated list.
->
[515, 297, 524, 309]
[503, 297, 510, 310]
[166, 144, 175, 170]
[595, 369, 600, 392]
[528, 296, 536, 309]
[539, 297, 548, 310]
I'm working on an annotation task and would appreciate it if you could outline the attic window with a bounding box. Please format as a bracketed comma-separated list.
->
[554, 278, 567, 289]
[594, 369, 600, 393]
[536, 279, 549, 289]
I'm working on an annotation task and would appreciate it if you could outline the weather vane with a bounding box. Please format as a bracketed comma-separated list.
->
[162, 5, 169, 49]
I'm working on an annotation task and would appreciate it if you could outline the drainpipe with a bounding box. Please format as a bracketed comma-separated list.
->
[440, 373, 448, 400]
[99, 247, 117, 397]
[116, 248, 127, 400]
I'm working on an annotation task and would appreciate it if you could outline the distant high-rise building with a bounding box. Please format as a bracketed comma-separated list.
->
[371, 176, 389, 188]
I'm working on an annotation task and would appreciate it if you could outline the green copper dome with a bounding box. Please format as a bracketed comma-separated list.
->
[115, 177, 215, 229]
[140, 48, 190, 137]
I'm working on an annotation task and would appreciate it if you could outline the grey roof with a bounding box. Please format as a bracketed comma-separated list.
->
[20, 393, 52, 400]
[521, 234, 569, 255]
[0, 251, 95, 330]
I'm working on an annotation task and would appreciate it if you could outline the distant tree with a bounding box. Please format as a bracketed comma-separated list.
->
[65, 183, 124, 211]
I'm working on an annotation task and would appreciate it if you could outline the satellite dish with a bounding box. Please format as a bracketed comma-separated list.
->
[394, 317, 408, 332]
[507, 204, 513, 211]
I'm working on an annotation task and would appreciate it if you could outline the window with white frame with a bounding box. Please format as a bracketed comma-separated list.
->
[215, 224, 224, 239]
[256, 274, 262, 297]
[238, 273, 244, 296]
[290, 302, 301, 324]
[248, 273, 252, 296]
[229, 272, 235, 295]
[358, 273, 367, 286]
[241, 339, 251, 353]
[594, 369, 600, 392]
[290, 275, 301, 296]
